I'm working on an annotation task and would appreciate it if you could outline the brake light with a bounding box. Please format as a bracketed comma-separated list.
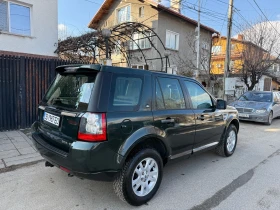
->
[78, 113, 107, 142]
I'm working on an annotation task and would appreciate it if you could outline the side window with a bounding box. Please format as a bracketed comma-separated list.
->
[184, 81, 213, 109]
[158, 77, 186, 109]
[155, 80, 165, 109]
[273, 93, 278, 102]
[109, 75, 142, 111]
[277, 93, 280, 102]
[274, 92, 280, 102]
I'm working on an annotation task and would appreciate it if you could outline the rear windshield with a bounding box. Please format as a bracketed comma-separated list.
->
[239, 92, 272, 102]
[43, 73, 96, 111]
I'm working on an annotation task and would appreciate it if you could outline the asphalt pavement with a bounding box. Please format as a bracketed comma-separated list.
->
[1, 119, 280, 210]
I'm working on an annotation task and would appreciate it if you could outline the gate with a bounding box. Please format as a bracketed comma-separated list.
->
[0, 55, 82, 131]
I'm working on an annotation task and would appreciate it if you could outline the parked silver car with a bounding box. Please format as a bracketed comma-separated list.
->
[230, 91, 280, 125]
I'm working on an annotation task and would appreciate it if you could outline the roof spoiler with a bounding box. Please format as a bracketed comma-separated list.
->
[56, 64, 101, 74]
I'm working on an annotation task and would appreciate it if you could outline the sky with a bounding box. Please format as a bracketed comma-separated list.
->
[58, 0, 280, 39]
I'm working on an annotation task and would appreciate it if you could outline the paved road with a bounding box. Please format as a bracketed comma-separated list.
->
[1, 119, 280, 210]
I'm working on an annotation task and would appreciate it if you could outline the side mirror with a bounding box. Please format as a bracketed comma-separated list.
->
[216, 99, 227, 110]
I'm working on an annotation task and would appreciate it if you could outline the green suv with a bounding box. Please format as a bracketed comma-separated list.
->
[32, 64, 239, 206]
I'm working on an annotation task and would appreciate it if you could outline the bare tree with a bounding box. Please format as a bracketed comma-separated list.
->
[239, 20, 280, 90]
[171, 31, 214, 83]
[56, 31, 103, 63]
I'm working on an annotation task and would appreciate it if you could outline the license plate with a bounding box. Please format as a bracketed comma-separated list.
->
[239, 113, 249, 118]
[43, 112, 60, 126]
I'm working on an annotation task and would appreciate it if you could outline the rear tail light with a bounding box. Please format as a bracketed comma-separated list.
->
[78, 113, 107, 142]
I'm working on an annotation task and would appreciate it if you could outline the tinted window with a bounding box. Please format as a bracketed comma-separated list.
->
[184, 81, 213, 109]
[155, 80, 165, 109]
[111, 76, 142, 109]
[44, 74, 96, 111]
[158, 77, 185, 109]
[239, 92, 272, 102]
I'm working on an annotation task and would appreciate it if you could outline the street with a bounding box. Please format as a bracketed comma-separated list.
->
[1, 120, 280, 210]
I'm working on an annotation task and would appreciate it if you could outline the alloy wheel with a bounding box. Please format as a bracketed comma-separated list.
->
[226, 130, 236, 152]
[132, 157, 159, 197]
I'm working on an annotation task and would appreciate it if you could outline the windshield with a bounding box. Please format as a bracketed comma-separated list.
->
[43, 73, 96, 111]
[239, 92, 272, 102]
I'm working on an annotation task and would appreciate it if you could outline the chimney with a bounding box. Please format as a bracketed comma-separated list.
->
[170, 0, 181, 13]
[237, 34, 244, 41]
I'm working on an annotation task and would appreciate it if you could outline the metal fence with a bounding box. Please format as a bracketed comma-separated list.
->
[0, 55, 81, 131]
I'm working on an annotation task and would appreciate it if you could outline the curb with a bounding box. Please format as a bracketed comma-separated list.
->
[0, 159, 44, 174]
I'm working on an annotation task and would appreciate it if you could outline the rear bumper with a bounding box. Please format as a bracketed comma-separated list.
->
[239, 113, 269, 123]
[31, 131, 122, 182]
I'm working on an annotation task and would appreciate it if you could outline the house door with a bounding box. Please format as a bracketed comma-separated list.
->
[264, 78, 272, 91]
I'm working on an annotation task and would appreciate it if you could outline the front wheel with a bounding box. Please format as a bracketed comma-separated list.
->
[113, 148, 163, 206]
[216, 124, 237, 157]
[265, 111, 273, 125]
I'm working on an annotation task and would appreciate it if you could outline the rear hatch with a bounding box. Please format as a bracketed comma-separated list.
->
[37, 66, 100, 152]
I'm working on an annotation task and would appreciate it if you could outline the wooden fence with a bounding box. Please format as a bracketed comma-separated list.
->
[0, 55, 81, 131]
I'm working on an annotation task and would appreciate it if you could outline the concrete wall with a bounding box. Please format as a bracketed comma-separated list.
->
[225, 75, 274, 99]
[157, 11, 213, 73]
[0, 0, 58, 57]
[129, 11, 213, 72]
[96, 0, 159, 67]
[97, 0, 159, 30]
[93, 0, 213, 73]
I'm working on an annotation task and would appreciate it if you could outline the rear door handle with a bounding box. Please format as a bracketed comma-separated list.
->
[161, 118, 175, 124]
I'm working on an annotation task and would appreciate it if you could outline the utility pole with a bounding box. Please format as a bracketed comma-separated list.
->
[196, 0, 201, 79]
[223, 0, 234, 100]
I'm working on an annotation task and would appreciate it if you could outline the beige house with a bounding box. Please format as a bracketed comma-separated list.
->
[88, 0, 218, 75]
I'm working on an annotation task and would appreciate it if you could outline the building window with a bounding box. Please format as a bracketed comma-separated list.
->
[273, 64, 280, 72]
[0, 1, 31, 36]
[212, 46, 222, 55]
[139, 6, 144, 18]
[201, 42, 210, 51]
[166, 30, 179, 50]
[130, 32, 151, 50]
[117, 5, 131, 24]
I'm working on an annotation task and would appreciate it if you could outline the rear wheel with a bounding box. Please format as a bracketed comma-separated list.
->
[265, 112, 273, 125]
[216, 124, 237, 157]
[113, 148, 163, 206]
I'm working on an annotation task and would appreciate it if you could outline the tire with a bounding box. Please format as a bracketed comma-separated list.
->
[113, 148, 163, 206]
[265, 112, 273, 125]
[215, 124, 237, 157]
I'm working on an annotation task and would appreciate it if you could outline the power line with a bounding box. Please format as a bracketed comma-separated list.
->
[83, 0, 101, 5]
[251, 0, 280, 36]
[214, 0, 229, 5]
[182, 1, 226, 18]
